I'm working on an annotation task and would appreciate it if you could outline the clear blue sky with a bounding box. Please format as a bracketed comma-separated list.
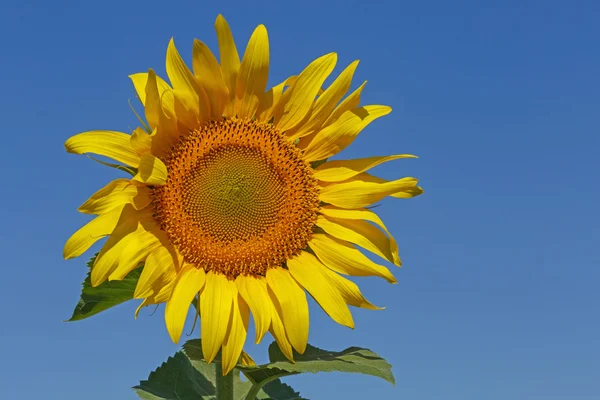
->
[1, 0, 598, 399]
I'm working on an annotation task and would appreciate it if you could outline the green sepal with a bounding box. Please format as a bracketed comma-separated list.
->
[84, 153, 138, 176]
[129, 98, 152, 133]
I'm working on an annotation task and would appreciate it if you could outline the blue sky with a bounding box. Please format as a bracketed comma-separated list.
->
[1, 0, 599, 399]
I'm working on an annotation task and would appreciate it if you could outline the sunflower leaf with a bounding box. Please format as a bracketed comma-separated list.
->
[260, 380, 305, 400]
[68, 255, 143, 321]
[135, 341, 303, 400]
[134, 352, 216, 400]
[238, 342, 394, 398]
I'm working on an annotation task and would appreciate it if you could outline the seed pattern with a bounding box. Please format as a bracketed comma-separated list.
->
[152, 118, 320, 278]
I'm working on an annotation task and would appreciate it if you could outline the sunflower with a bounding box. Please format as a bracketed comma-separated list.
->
[64, 15, 422, 375]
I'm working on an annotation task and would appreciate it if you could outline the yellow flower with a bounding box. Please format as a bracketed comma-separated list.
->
[64, 15, 422, 375]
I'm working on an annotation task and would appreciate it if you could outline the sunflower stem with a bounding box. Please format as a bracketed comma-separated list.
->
[215, 362, 234, 400]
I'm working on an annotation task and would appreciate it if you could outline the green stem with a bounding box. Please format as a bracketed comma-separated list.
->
[215, 362, 234, 400]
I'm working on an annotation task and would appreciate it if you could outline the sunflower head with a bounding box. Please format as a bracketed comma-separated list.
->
[64, 14, 422, 375]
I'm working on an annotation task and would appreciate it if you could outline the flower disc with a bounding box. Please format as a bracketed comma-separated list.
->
[151, 118, 320, 278]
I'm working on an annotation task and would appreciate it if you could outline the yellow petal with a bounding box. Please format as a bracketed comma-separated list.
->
[303, 105, 391, 162]
[147, 83, 178, 154]
[320, 267, 382, 310]
[236, 275, 272, 344]
[91, 212, 162, 286]
[314, 154, 418, 182]
[63, 205, 125, 259]
[171, 89, 199, 130]
[135, 298, 153, 318]
[150, 123, 179, 160]
[320, 206, 398, 257]
[129, 72, 173, 107]
[266, 267, 309, 354]
[140, 71, 179, 158]
[130, 127, 153, 155]
[134, 245, 178, 299]
[221, 295, 250, 375]
[297, 80, 368, 151]
[164, 265, 206, 343]
[132, 154, 168, 185]
[268, 297, 294, 362]
[65, 130, 140, 167]
[256, 76, 297, 123]
[309, 233, 397, 283]
[136, 276, 178, 318]
[240, 351, 256, 367]
[236, 24, 269, 118]
[78, 179, 151, 215]
[391, 186, 424, 198]
[153, 277, 177, 303]
[166, 39, 209, 124]
[192, 39, 229, 119]
[274, 53, 337, 133]
[201, 272, 236, 363]
[288, 60, 358, 139]
[316, 215, 400, 266]
[288, 251, 354, 328]
[215, 15, 241, 117]
[137, 263, 180, 318]
[351, 173, 425, 198]
[166, 38, 197, 95]
[108, 228, 171, 281]
[138, 270, 179, 318]
[144, 69, 163, 129]
[321, 80, 367, 128]
[319, 174, 419, 209]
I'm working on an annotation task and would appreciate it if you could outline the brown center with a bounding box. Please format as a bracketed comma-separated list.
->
[151, 119, 320, 278]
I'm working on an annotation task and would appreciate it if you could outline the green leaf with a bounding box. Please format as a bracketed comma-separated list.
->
[260, 380, 305, 400]
[182, 338, 208, 361]
[239, 342, 394, 398]
[68, 255, 143, 321]
[135, 340, 303, 400]
[134, 352, 216, 400]
[184, 339, 392, 399]
[268, 343, 394, 384]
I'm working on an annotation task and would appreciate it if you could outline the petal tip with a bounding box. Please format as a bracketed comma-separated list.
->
[168, 332, 180, 344]
[89, 275, 103, 288]
[204, 350, 218, 364]
[165, 316, 182, 344]
[167, 37, 176, 51]
[221, 362, 234, 376]
[62, 243, 74, 259]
